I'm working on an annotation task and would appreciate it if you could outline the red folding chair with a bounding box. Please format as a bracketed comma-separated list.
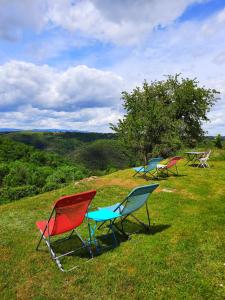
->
[36, 190, 96, 272]
[156, 156, 182, 176]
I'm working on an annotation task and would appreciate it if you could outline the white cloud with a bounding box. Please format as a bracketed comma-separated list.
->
[0, 105, 122, 132]
[47, 0, 201, 45]
[0, 0, 47, 40]
[0, 0, 203, 45]
[0, 60, 124, 131]
[0, 61, 123, 111]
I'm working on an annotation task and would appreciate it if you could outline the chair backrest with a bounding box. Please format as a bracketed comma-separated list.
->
[120, 184, 159, 216]
[145, 157, 163, 171]
[205, 150, 211, 159]
[167, 156, 182, 169]
[51, 190, 96, 235]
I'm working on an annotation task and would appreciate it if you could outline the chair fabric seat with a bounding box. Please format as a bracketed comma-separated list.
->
[98, 203, 124, 213]
[86, 208, 121, 221]
[36, 218, 55, 237]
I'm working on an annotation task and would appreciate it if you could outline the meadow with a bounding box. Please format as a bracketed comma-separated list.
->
[0, 153, 225, 299]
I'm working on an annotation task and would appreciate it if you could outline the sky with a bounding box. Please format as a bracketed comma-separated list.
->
[0, 0, 225, 134]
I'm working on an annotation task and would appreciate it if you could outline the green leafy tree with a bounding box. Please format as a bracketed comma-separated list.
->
[111, 81, 181, 164]
[111, 75, 218, 163]
[164, 74, 218, 145]
[214, 134, 223, 149]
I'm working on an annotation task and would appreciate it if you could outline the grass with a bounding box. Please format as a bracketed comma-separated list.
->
[0, 155, 225, 299]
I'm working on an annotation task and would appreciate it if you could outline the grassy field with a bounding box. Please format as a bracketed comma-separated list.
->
[0, 155, 225, 299]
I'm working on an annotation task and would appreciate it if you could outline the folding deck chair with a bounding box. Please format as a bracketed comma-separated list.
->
[86, 184, 159, 247]
[36, 190, 96, 272]
[156, 156, 182, 176]
[197, 150, 211, 168]
[133, 157, 163, 178]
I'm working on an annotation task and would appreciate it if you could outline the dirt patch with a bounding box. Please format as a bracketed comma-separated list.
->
[178, 188, 197, 200]
[91, 178, 139, 189]
[161, 188, 176, 193]
[74, 176, 99, 185]
[74, 175, 162, 192]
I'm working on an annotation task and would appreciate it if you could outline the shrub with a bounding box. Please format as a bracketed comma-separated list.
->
[42, 182, 60, 193]
[0, 164, 10, 186]
[214, 134, 223, 149]
[46, 165, 87, 185]
[27, 166, 53, 187]
[3, 161, 31, 187]
[0, 185, 38, 204]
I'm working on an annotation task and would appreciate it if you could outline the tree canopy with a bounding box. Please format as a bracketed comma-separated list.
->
[111, 74, 218, 163]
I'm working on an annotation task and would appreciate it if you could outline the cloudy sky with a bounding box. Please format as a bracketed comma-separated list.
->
[0, 0, 225, 134]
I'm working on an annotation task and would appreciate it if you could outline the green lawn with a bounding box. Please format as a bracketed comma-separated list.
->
[0, 157, 225, 299]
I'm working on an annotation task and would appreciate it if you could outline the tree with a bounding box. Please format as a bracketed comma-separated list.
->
[214, 134, 223, 149]
[111, 80, 181, 164]
[164, 74, 219, 145]
[111, 75, 218, 164]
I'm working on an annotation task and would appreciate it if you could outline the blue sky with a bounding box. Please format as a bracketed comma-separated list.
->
[0, 0, 225, 134]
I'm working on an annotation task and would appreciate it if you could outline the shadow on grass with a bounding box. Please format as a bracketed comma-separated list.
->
[38, 221, 171, 259]
[115, 219, 171, 236]
[189, 163, 211, 168]
[143, 174, 187, 181]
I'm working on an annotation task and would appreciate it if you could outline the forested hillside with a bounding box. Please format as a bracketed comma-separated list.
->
[0, 132, 131, 204]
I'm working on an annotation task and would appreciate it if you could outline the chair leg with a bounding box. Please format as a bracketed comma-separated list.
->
[36, 234, 44, 251]
[37, 228, 93, 272]
[113, 219, 129, 238]
[144, 170, 157, 179]
[109, 220, 118, 246]
[130, 214, 149, 231]
[133, 171, 138, 177]
[145, 203, 151, 230]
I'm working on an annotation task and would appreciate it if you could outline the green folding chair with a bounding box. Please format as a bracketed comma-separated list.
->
[133, 157, 163, 178]
[86, 184, 159, 248]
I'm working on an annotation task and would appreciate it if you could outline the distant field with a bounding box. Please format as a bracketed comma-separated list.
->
[0, 155, 225, 299]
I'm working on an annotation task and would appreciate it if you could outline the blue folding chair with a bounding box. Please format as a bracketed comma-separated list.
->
[133, 157, 163, 178]
[86, 184, 159, 247]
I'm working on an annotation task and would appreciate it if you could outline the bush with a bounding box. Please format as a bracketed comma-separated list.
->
[27, 166, 53, 187]
[3, 161, 31, 187]
[0, 164, 10, 186]
[0, 138, 32, 162]
[3, 162, 54, 188]
[0, 185, 38, 204]
[42, 182, 60, 193]
[214, 134, 223, 149]
[46, 165, 87, 185]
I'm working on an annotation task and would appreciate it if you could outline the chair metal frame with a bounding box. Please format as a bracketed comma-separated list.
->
[36, 190, 96, 272]
[197, 150, 211, 168]
[156, 156, 182, 177]
[96, 184, 159, 240]
[133, 157, 163, 178]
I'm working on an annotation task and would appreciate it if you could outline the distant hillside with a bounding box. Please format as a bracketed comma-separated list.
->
[0, 132, 131, 205]
[1, 131, 115, 153]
